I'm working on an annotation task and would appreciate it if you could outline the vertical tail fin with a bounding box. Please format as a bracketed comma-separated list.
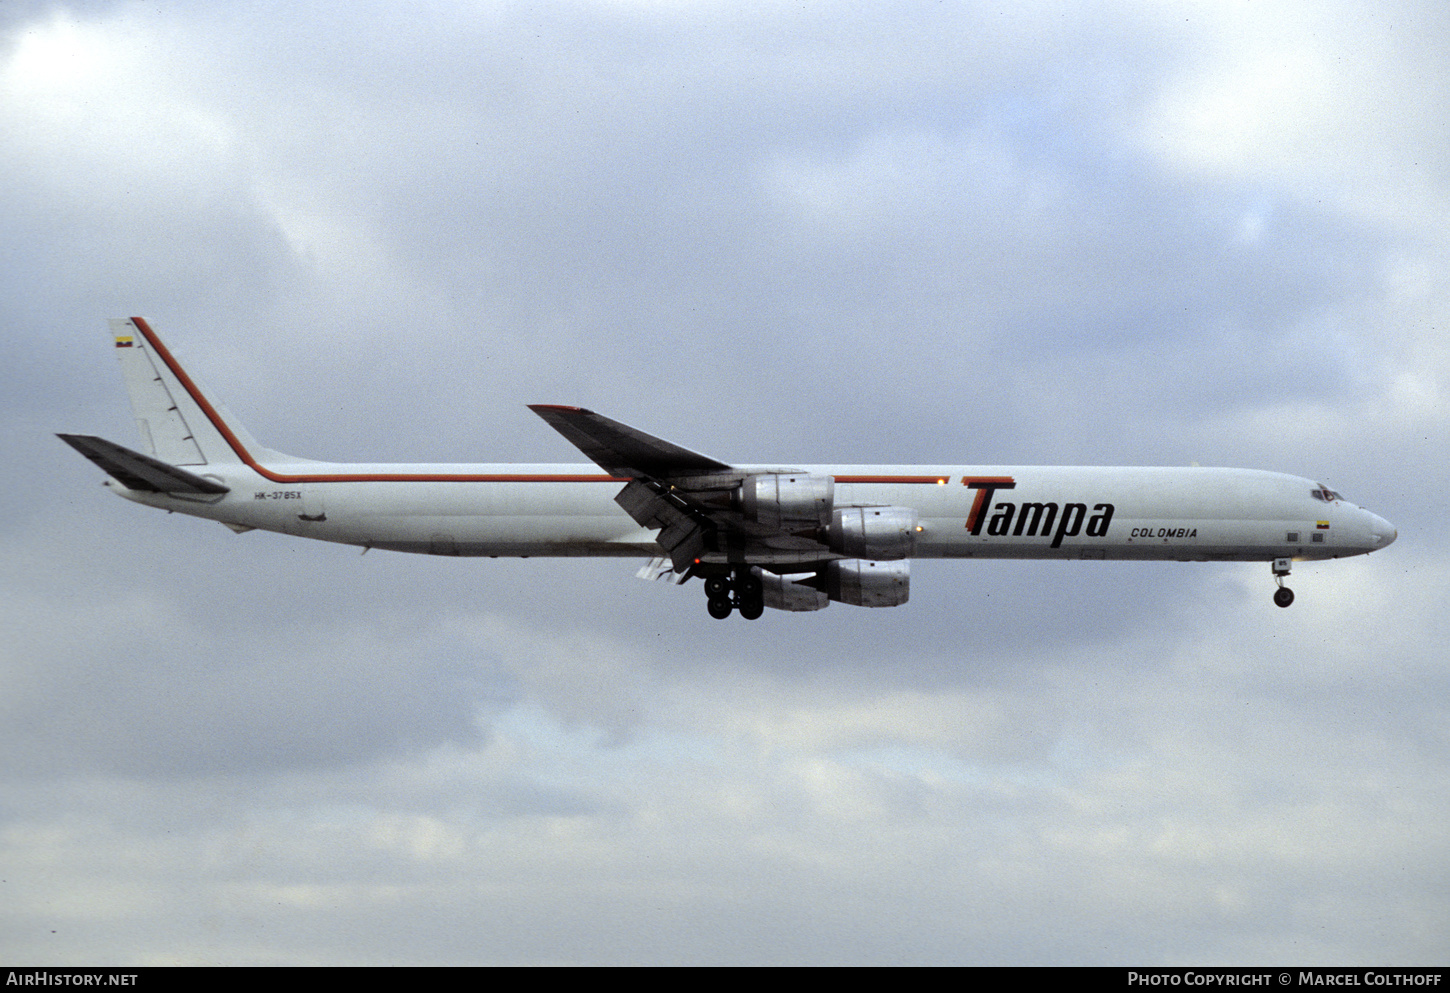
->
[109, 317, 277, 466]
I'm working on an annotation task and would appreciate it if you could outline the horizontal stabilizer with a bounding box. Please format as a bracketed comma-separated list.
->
[58, 434, 230, 494]
[528, 405, 731, 479]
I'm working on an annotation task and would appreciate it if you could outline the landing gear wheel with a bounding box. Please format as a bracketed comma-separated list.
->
[1271, 558, 1294, 608]
[707, 596, 734, 619]
[704, 575, 731, 598]
[733, 568, 764, 620]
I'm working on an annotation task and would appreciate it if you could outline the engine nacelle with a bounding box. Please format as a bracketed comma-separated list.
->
[821, 558, 910, 608]
[738, 473, 835, 531]
[756, 568, 829, 612]
[828, 506, 918, 561]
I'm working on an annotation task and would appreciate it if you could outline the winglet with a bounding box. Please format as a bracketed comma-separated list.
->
[528, 405, 731, 479]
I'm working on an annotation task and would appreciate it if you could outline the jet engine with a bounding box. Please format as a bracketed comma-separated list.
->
[756, 568, 829, 612]
[819, 558, 910, 608]
[828, 506, 918, 560]
[737, 473, 834, 530]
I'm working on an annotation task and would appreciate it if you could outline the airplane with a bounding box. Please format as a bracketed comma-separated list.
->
[59, 318, 1397, 619]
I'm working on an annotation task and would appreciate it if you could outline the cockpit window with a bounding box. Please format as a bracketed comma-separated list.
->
[1311, 484, 1344, 502]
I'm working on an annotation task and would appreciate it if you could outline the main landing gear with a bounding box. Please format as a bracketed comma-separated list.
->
[704, 568, 765, 620]
[1272, 558, 1295, 608]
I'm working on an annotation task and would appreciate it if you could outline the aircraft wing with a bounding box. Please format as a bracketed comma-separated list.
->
[58, 434, 230, 495]
[526, 405, 732, 478]
[529, 405, 831, 572]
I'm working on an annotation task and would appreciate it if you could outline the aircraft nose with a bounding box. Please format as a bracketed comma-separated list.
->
[1368, 512, 1397, 548]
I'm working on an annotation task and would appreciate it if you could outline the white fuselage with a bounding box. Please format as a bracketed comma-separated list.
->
[112, 459, 1396, 565]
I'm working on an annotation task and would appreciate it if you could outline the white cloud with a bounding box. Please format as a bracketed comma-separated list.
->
[0, 11, 240, 208]
[1134, 0, 1450, 231]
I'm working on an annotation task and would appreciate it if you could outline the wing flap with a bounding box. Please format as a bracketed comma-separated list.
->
[58, 434, 230, 495]
[614, 478, 709, 571]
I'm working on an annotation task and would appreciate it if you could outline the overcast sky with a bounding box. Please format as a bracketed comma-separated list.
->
[2, 0, 1446, 965]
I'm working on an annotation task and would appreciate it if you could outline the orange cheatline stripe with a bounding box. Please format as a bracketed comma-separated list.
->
[130, 317, 625, 485]
[835, 475, 949, 484]
[285, 473, 626, 483]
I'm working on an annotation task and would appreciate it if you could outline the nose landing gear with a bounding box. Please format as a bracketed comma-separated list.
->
[703, 568, 765, 620]
[1272, 558, 1295, 608]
